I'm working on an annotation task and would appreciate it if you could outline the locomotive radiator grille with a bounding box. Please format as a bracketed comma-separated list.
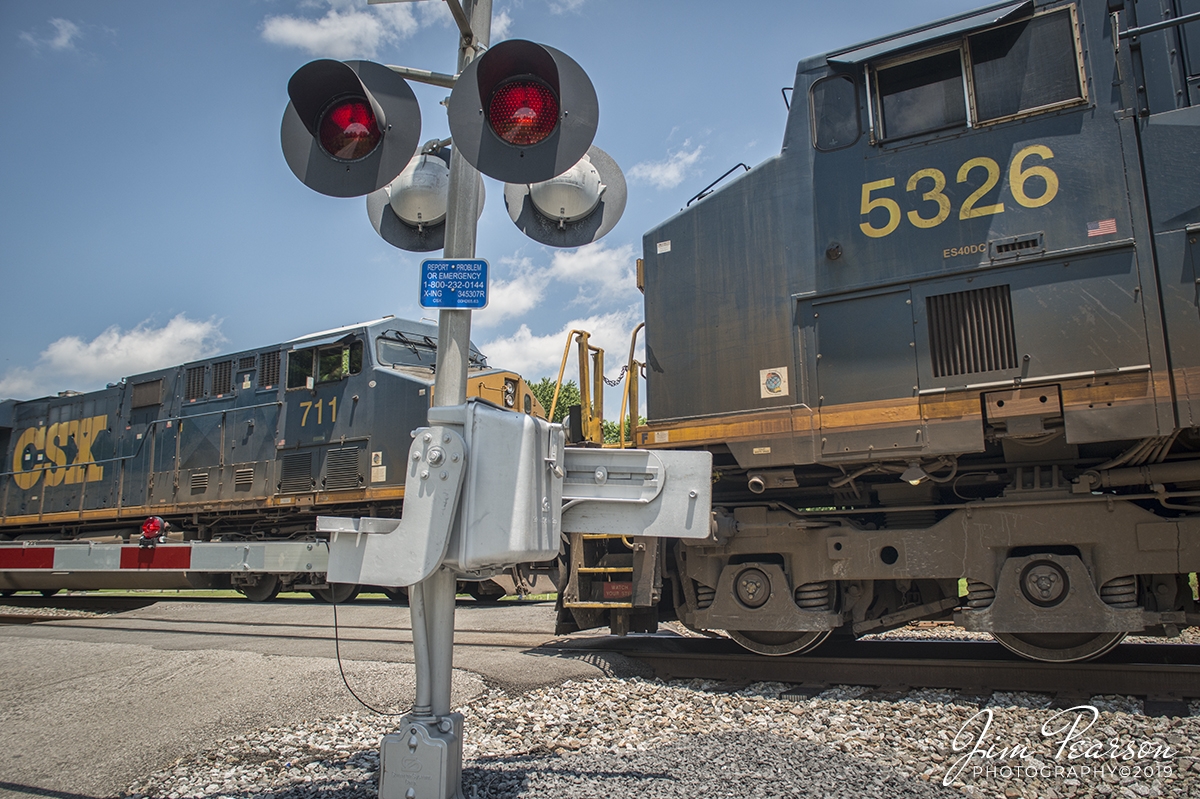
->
[212, 360, 233, 396]
[324, 448, 361, 491]
[278, 452, 313, 493]
[927, 284, 1018, 378]
[259, 351, 281, 389]
[185, 365, 206, 402]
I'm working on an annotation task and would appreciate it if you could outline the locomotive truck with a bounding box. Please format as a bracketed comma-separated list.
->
[558, 0, 1200, 661]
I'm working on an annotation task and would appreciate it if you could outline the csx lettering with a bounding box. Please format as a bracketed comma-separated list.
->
[859, 145, 1059, 240]
[12, 415, 107, 490]
[944, 243, 987, 259]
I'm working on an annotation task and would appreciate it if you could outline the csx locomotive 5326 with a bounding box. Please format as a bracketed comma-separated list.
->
[0, 317, 543, 599]
[561, 0, 1200, 661]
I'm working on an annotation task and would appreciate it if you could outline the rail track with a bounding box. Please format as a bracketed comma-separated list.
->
[7, 595, 1197, 716]
[553, 634, 1200, 716]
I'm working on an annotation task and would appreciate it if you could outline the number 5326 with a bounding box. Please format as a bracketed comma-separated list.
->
[858, 145, 1059, 239]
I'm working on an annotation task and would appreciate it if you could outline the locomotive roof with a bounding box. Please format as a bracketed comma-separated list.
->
[826, 0, 1032, 64]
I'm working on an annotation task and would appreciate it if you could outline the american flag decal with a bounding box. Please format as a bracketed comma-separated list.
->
[1087, 218, 1117, 237]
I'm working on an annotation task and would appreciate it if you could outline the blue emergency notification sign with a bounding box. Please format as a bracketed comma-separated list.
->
[419, 259, 489, 309]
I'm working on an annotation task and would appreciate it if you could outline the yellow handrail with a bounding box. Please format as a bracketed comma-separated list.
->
[617, 323, 645, 449]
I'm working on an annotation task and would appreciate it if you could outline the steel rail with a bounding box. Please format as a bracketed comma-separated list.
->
[564, 636, 1200, 708]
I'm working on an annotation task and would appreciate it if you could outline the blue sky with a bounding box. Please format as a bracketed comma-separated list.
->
[1, 0, 975, 409]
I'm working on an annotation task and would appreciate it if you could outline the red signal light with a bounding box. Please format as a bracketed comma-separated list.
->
[487, 79, 559, 146]
[141, 516, 164, 538]
[319, 99, 381, 161]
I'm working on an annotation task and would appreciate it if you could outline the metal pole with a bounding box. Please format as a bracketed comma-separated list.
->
[384, 3, 492, 797]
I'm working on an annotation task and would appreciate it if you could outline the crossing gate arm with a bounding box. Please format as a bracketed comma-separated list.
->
[560, 448, 712, 539]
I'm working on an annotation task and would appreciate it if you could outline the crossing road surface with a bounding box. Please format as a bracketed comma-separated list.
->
[0, 597, 640, 799]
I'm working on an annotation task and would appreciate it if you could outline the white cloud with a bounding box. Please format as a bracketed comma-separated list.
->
[628, 142, 704, 190]
[262, 1, 419, 59]
[549, 0, 586, 13]
[473, 241, 638, 329]
[549, 242, 638, 304]
[0, 315, 225, 400]
[472, 258, 547, 328]
[479, 307, 641, 383]
[20, 18, 83, 52]
[490, 9, 514, 41]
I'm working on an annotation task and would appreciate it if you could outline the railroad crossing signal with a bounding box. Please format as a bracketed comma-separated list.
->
[366, 147, 486, 253]
[280, 59, 421, 198]
[447, 39, 599, 185]
[503, 145, 626, 248]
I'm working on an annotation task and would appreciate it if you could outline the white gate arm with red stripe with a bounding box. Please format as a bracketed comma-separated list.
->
[0, 540, 328, 575]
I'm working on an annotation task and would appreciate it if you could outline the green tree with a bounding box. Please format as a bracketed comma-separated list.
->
[529, 377, 581, 424]
[602, 415, 648, 445]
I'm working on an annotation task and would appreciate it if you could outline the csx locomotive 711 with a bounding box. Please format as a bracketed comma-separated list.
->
[560, 0, 1200, 661]
[0, 316, 544, 600]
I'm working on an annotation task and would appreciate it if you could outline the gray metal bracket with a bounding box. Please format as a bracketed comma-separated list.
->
[322, 424, 466, 587]
[560, 448, 712, 538]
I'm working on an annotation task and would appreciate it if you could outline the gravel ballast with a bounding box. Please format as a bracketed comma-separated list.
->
[121, 677, 1200, 799]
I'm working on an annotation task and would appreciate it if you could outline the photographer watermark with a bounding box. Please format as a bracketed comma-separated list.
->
[944, 705, 1177, 786]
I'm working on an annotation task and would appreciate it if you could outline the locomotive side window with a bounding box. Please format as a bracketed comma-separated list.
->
[376, 332, 437, 367]
[288, 340, 361, 389]
[287, 349, 314, 390]
[317, 340, 363, 383]
[868, 6, 1085, 143]
[810, 75, 860, 151]
[969, 10, 1083, 123]
[876, 49, 967, 140]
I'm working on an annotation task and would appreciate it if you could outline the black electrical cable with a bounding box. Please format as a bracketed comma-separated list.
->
[331, 600, 406, 716]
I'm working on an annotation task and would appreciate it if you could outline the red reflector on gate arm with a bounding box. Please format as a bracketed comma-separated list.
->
[0, 548, 55, 570]
[603, 582, 633, 600]
[120, 546, 191, 571]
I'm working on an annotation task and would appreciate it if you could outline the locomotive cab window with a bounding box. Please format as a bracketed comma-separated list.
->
[810, 74, 861, 151]
[868, 5, 1084, 143]
[287, 349, 314, 390]
[317, 340, 363, 383]
[376, 332, 437, 368]
[876, 49, 967, 140]
[286, 339, 362, 390]
[969, 10, 1084, 123]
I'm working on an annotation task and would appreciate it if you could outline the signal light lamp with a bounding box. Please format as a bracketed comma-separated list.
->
[319, 98, 382, 161]
[140, 516, 168, 545]
[366, 148, 485, 253]
[488, 79, 559, 146]
[529, 153, 605, 226]
[447, 39, 599, 184]
[503, 145, 627, 248]
[388, 154, 451, 228]
[280, 59, 421, 198]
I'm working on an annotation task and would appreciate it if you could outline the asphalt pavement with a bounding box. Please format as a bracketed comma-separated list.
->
[0, 597, 641, 799]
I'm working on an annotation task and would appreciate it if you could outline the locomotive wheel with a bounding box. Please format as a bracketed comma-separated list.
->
[727, 629, 831, 656]
[992, 632, 1126, 663]
[381, 587, 409, 604]
[309, 584, 361, 604]
[466, 583, 508, 604]
[241, 575, 281, 603]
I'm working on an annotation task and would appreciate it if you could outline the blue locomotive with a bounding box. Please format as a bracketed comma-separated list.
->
[560, 0, 1200, 661]
[0, 316, 544, 600]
